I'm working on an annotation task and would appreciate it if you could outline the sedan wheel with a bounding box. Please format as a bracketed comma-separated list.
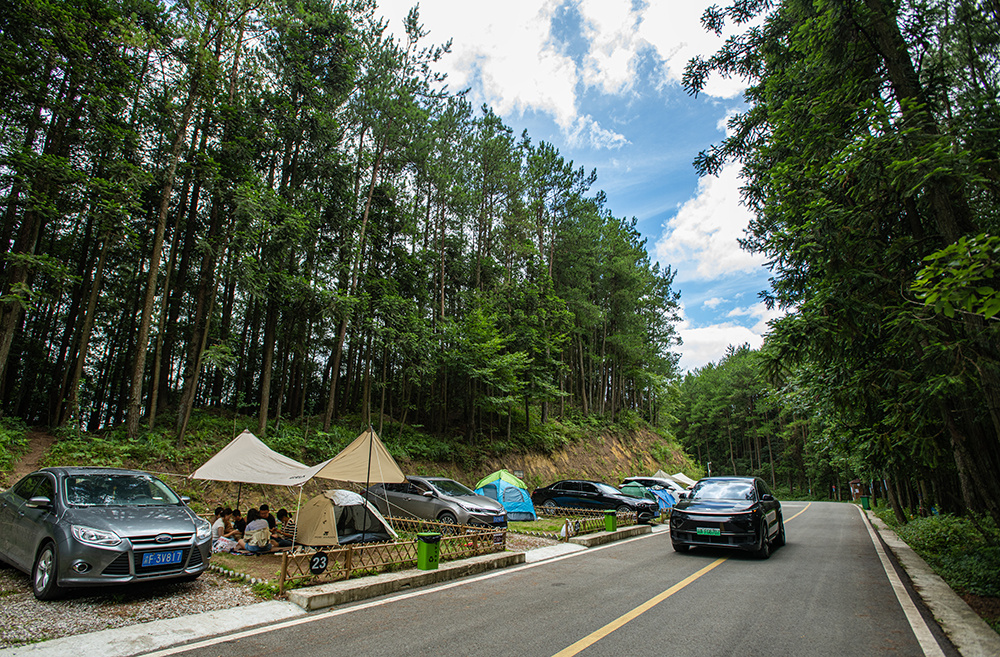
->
[32, 542, 64, 601]
[438, 511, 458, 527]
[615, 505, 630, 514]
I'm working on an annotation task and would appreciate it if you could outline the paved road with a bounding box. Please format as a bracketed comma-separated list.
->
[155, 502, 955, 657]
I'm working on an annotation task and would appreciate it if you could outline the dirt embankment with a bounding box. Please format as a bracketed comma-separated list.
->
[406, 428, 696, 489]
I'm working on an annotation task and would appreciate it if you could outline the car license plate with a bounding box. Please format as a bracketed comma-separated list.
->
[141, 550, 184, 567]
[493, 516, 505, 523]
[697, 527, 721, 536]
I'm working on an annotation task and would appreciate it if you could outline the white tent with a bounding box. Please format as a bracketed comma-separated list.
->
[188, 430, 324, 486]
[671, 472, 698, 487]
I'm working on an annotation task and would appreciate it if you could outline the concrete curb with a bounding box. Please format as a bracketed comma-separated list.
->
[568, 523, 652, 547]
[0, 600, 306, 657]
[867, 511, 1000, 657]
[286, 551, 525, 611]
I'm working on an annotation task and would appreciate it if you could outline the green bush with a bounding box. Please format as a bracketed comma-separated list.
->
[895, 514, 1000, 598]
[0, 417, 29, 472]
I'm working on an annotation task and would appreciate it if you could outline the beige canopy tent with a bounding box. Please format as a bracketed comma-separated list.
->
[189, 428, 405, 487]
[310, 429, 406, 484]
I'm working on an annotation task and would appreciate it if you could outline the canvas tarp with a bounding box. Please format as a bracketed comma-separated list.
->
[311, 429, 406, 484]
[188, 430, 323, 486]
[295, 489, 397, 547]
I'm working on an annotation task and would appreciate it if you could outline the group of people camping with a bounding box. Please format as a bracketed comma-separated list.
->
[211, 503, 297, 554]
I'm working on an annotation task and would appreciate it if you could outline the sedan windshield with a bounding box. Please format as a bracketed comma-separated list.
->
[64, 474, 181, 507]
[429, 479, 475, 496]
[595, 482, 622, 496]
[690, 480, 756, 501]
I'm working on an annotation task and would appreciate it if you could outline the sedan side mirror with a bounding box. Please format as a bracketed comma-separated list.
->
[422, 490, 435, 498]
[26, 496, 52, 510]
[181, 496, 192, 505]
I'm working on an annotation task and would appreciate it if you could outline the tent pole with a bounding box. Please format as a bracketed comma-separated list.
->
[292, 485, 303, 551]
[236, 482, 242, 510]
[361, 424, 374, 543]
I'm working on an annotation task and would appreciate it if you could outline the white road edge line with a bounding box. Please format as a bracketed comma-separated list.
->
[139, 529, 664, 656]
[857, 505, 945, 657]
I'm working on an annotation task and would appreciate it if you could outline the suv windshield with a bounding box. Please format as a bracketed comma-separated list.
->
[64, 474, 181, 507]
[428, 478, 475, 496]
[690, 480, 755, 501]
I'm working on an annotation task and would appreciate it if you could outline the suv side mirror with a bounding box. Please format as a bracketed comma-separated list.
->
[761, 493, 775, 501]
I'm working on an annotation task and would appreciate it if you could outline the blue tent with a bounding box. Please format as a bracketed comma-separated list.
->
[475, 475, 537, 521]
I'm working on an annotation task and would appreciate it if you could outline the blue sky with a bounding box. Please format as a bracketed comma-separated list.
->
[375, 0, 781, 372]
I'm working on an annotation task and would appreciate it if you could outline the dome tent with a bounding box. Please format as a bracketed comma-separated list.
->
[474, 470, 536, 521]
[296, 489, 397, 546]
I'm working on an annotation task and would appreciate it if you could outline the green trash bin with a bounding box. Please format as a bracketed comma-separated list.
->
[416, 532, 441, 570]
[604, 510, 617, 532]
[860, 496, 871, 510]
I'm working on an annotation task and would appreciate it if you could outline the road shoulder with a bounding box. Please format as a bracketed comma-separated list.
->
[867, 511, 1000, 657]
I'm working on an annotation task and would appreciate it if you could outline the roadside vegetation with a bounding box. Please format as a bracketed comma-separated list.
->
[874, 504, 1000, 633]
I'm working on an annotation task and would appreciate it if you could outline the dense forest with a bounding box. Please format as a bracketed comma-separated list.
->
[676, 0, 1000, 528]
[0, 0, 681, 447]
[3, 0, 999, 532]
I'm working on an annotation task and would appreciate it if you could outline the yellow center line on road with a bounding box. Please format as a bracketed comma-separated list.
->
[551, 557, 728, 657]
[551, 500, 813, 657]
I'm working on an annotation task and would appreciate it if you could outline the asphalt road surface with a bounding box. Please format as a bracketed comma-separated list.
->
[153, 501, 957, 657]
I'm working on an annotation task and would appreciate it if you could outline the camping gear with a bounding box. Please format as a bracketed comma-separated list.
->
[310, 429, 406, 484]
[295, 489, 398, 547]
[474, 470, 537, 521]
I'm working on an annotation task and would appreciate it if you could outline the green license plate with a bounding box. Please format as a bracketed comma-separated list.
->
[697, 527, 721, 536]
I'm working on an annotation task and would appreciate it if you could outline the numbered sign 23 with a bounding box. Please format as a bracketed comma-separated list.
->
[309, 552, 329, 575]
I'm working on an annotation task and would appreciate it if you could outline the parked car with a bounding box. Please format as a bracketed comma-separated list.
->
[365, 476, 507, 528]
[620, 476, 687, 497]
[530, 480, 658, 522]
[0, 467, 212, 600]
[669, 476, 784, 559]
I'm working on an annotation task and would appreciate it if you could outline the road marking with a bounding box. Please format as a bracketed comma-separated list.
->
[139, 528, 662, 656]
[551, 558, 728, 657]
[550, 501, 812, 657]
[857, 506, 945, 657]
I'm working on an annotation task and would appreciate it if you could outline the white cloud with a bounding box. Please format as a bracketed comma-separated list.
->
[653, 162, 766, 280]
[374, 1, 748, 147]
[637, 2, 755, 98]
[675, 323, 763, 372]
[726, 302, 784, 334]
[702, 297, 725, 309]
[566, 115, 631, 150]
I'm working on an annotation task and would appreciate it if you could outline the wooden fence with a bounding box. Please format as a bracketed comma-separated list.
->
[278, 518, 505, 593]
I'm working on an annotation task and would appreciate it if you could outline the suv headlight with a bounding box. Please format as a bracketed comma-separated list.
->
[195, 518, 212, 540]
[72, 525, 122, 547]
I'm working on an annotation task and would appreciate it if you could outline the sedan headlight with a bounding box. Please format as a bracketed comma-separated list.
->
[72, 525, 122, 547]
[195, 517, 212, 540]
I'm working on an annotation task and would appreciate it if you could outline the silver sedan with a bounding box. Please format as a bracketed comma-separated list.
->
[0, 467, 212, 600]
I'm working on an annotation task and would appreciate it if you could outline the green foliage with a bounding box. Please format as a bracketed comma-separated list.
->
[894, 514, 1000, 598]
[912, 233, 1000, 320]
[0, 417, 29, 473]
